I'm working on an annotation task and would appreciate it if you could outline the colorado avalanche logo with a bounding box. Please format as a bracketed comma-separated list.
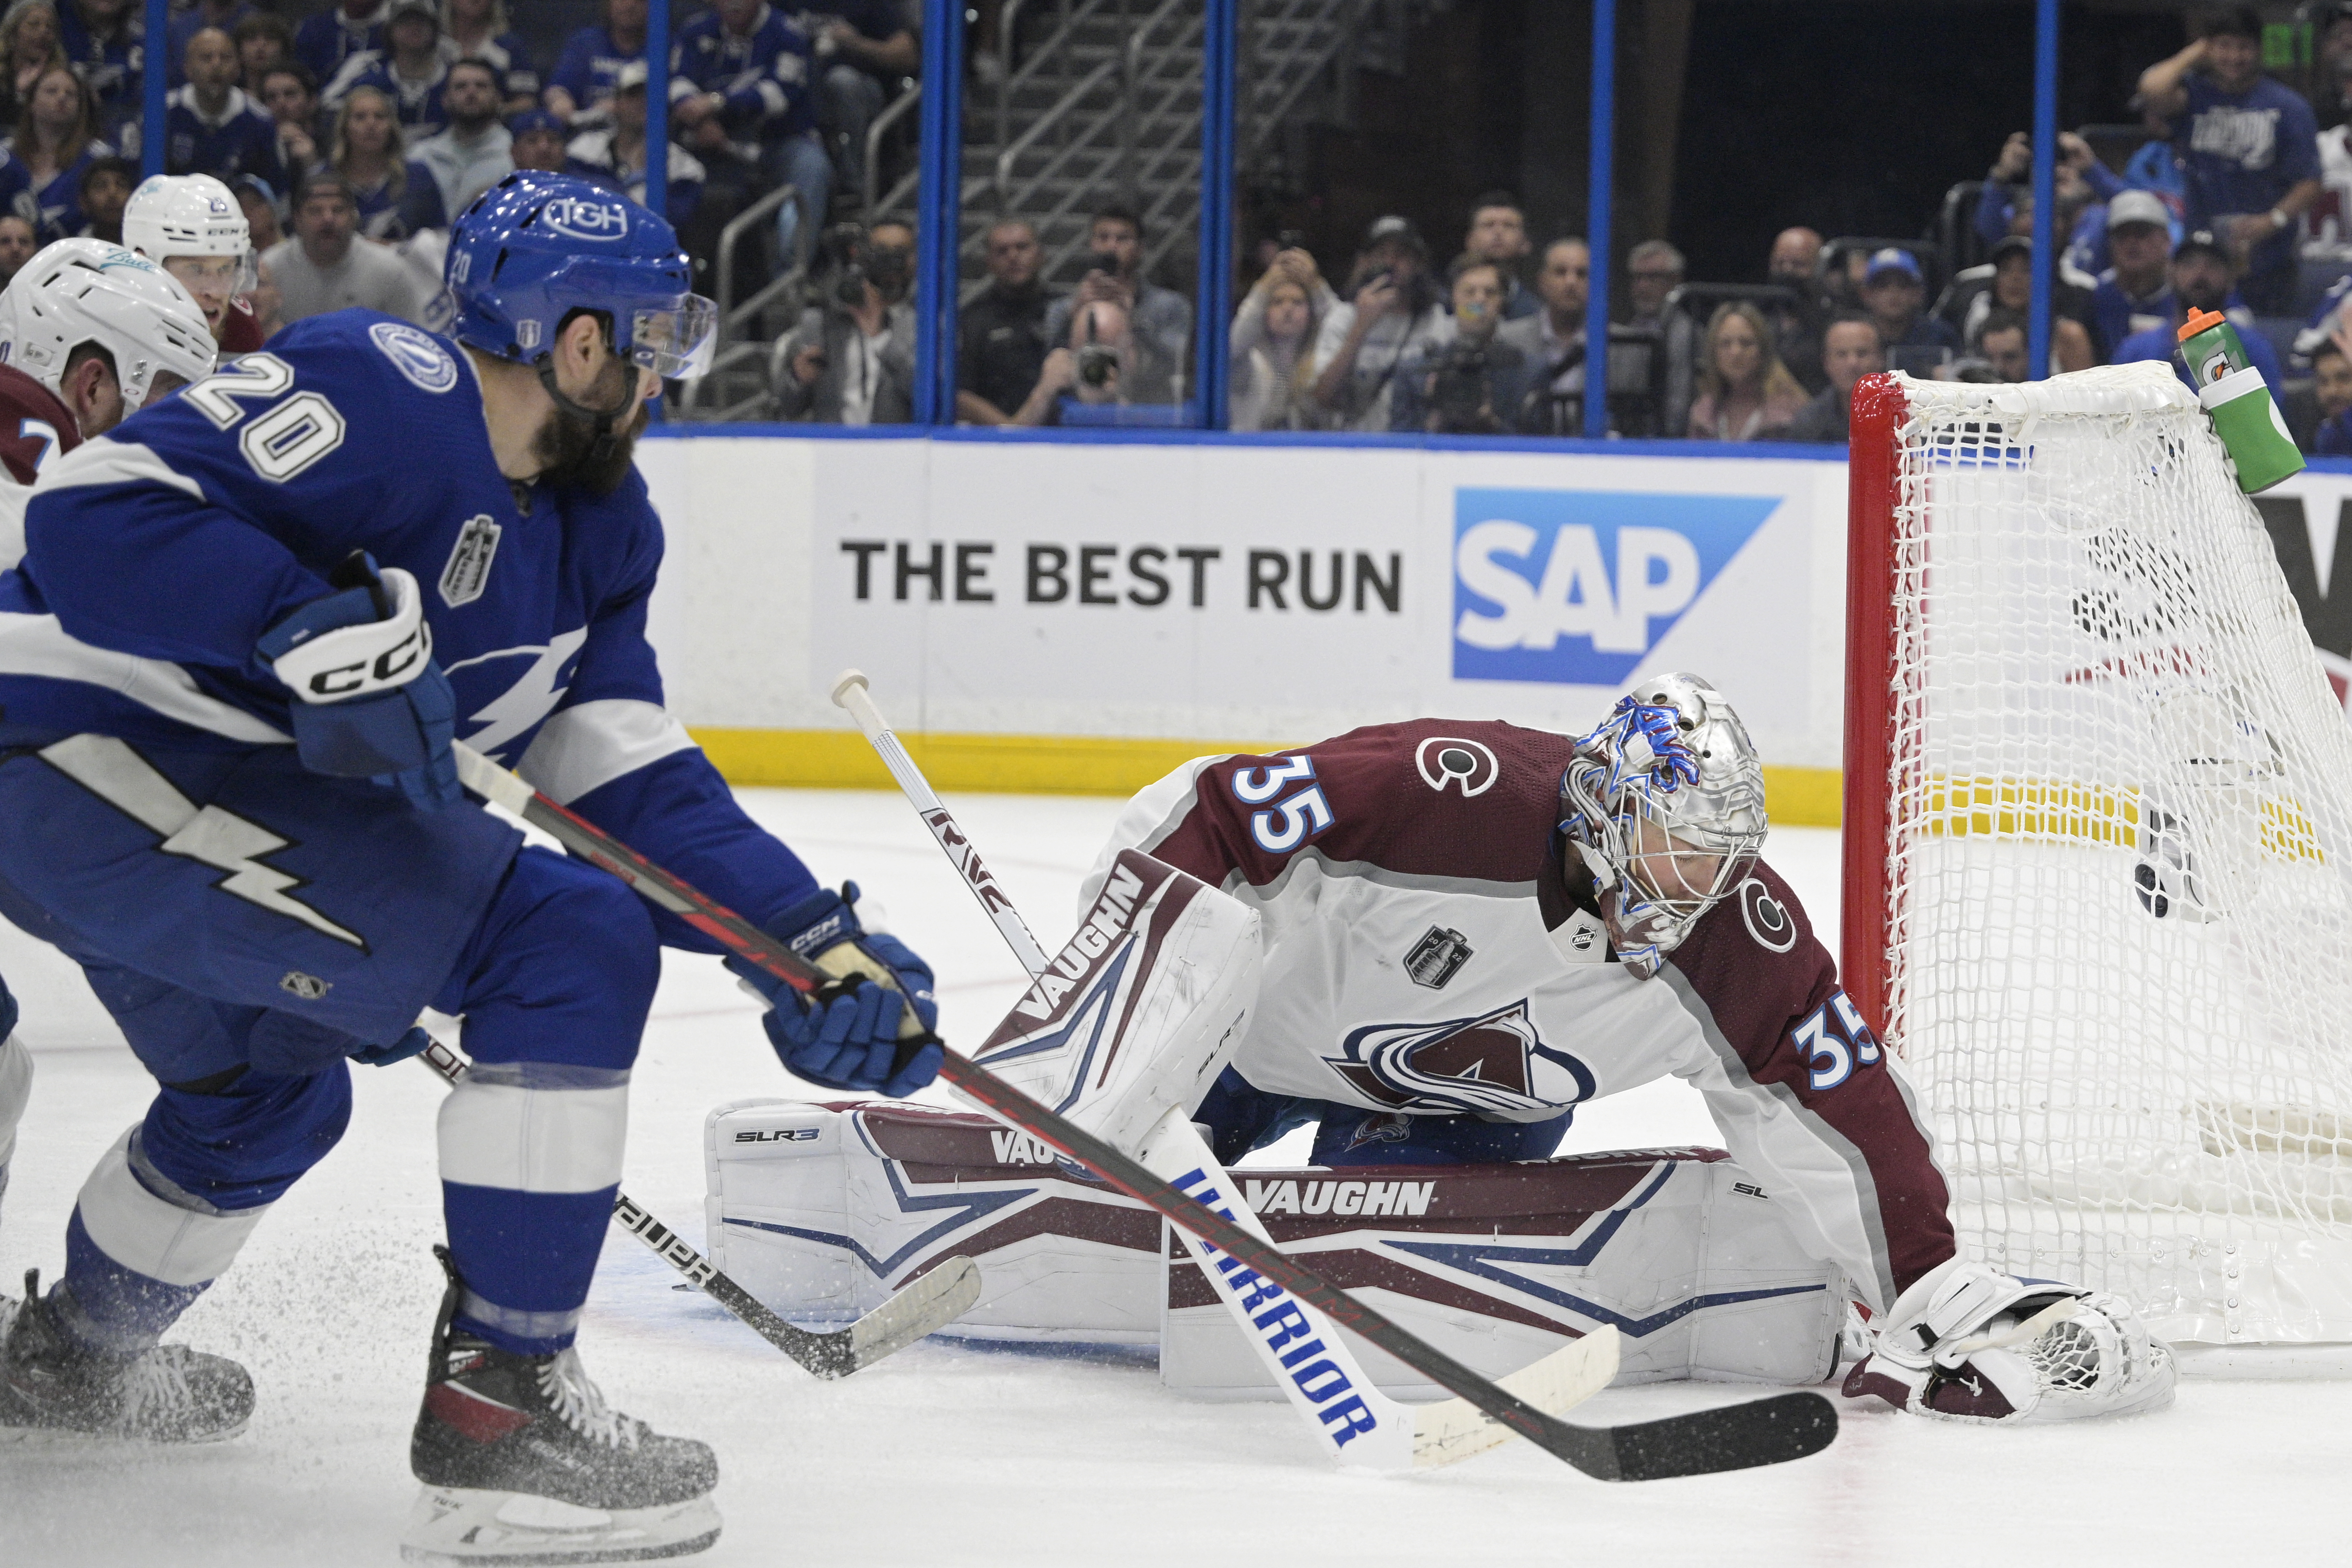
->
[1324, 1000, 1596, 1116]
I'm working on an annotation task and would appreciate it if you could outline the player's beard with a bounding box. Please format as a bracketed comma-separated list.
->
[533, 360, 651, 495]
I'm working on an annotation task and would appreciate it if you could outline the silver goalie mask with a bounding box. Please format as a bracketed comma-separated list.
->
[1558, 673, 1768, 978]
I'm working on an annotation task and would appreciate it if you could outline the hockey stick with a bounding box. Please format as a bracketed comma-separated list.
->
[828, 672, 1619, 1470]
[446, 735, 1835, 1481]
[411, 938, 980, 1379]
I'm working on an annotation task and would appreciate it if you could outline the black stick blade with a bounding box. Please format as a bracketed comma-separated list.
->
[1605, 1392, 1839, 1481]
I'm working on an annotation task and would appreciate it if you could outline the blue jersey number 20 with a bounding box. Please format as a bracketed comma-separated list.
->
[183, 353, 348, 485]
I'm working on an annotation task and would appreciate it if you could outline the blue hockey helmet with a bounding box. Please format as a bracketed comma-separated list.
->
[443, 172, 714, 381]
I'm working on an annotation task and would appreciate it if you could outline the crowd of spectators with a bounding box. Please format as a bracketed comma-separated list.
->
[0, 0, 923, 343]
[899, 1, 2352, 449]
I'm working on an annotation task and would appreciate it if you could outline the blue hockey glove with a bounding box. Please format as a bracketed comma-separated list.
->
[349, 1026, 434, 1068]
[728, 882, 942, 1097]
[257, 552, 461, 811]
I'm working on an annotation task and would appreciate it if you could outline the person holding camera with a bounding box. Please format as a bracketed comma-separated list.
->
[1042, 205, 1191, 392]
[771, 215, 918, 424]
[1010, 296, 1177, 426]
[1228, 244, 1334, 431]
[1308, 215, 1451, 431]
[1389, 255, 1536, 434]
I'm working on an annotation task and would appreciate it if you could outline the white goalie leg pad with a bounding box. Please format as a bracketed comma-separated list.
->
[0, 1031, 30, 1170]
[967, 850, 1260, 1155]
[1843, 1257, 2177, 1424]
[401, 1485, 721, 1566]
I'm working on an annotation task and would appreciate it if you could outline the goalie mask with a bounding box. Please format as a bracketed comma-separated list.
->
[1558, 672, 1767, 978]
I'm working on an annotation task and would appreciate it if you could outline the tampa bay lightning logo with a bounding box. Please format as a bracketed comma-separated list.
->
[369, 321, 459, 394]
[1324, 999, 1596, 1115]
[540, 195, 631, 243]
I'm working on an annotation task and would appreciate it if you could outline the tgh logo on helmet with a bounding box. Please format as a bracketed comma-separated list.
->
[540, 195, 631, 243]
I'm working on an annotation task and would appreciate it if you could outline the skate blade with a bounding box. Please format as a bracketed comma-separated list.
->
[401, 1485, 721, 1565]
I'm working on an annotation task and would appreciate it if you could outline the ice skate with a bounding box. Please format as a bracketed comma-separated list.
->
[0, 1268, 254, 1443]
[404, 1252, 719, 1565]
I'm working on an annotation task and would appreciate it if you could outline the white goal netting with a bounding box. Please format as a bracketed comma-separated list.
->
[1877, 363, 2352, 1350]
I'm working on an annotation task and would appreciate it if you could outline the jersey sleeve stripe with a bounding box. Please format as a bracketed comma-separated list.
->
[33, 437, 206, 503]
[514, 697, 697, 806]
[0, 612, 292, 744]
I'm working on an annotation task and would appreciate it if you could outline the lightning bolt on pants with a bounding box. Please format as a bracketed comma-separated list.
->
[0, 736, 658, 1358]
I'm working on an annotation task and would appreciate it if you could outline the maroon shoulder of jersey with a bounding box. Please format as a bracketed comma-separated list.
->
[1149, 718, 1576, 895]
[218, 298, 265, 355]
[1668, 860, 1956, 1293]
[0, 363, 81, 486]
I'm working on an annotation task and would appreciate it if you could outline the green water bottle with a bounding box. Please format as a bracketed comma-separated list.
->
[2178, 308, 2304, 494]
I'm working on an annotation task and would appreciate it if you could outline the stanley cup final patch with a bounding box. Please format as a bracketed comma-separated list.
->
[1403, 925, 1472, 989]
[439, 515, 502, 608]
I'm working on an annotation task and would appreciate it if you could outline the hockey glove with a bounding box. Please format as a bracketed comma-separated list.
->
[1841, 1257, 2177, 1424]
[729, 882, 942, 1097]
[257, 552, 461, 811]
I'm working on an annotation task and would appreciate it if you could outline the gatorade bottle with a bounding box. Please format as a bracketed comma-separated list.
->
[2178, 309, 2304, 493]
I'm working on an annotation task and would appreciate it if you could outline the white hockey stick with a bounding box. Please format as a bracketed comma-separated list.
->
[830, 670, 1620, 1469]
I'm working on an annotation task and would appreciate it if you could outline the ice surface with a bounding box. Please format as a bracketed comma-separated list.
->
[0, 790, 2338, 1566]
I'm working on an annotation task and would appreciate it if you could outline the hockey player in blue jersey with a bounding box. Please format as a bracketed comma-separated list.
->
[0, 172, 941, 1562]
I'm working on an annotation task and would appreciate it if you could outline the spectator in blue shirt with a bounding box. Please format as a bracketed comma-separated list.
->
[2090, 190, 2179, 360]
[164, 0, 248, 88]
[233, 12, 292, 94]
[2308, 327, 2352, 454]
[2113, 228, 2284, 398]
[5, 61, 108, 239]
[295, 0, 383, 89]
[1861, 247, 1959, 368]
[792, 0, 917, 200]
[507, 105, 567, 173]
[57, 0, 139, 136]
[566, 60, 702, 230]
[673, 0, 826, 262]
[443, 0, 540, 115]
[544, 0, 646, 124]
[166, 26, 286, 190]
[2141, 6, 2321, 314]
[1976, 129, 2123, 275]
[322, 0, 449, 134]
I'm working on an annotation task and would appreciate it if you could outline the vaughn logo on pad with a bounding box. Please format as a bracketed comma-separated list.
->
[1451, 487, 1780, 686]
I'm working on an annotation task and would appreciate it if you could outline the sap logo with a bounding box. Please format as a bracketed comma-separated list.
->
[1241, 1179, 1437, 1218]
[1452, 488, 1780, 687]
[734, 1126, 819, 1143]
[988, 1129, 1060, 1165]
[540, 195, 631, 242]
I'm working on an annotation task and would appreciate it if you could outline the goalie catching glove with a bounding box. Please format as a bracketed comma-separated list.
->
[730, 882, 942, 1097]
[1842, 1257, 2177, 1424]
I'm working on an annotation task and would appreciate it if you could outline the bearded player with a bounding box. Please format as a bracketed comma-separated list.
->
[0, 174, 941, 1563]
[1073, 673, 2178, 1427]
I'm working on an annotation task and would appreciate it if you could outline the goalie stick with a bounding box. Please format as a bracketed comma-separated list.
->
[411, 928, 980, 1380]
[446, 735, 1836, 1482]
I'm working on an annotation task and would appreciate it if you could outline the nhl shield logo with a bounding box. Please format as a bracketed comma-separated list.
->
[279, 970, 331, 1000]
[1403, 925, 1472, 989]
[439, 516, 502, 608]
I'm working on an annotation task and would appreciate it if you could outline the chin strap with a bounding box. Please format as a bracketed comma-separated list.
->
[535, 353, 634, 466]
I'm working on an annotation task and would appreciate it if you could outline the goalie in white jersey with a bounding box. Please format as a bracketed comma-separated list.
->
[1079, 673, 2177, 1426]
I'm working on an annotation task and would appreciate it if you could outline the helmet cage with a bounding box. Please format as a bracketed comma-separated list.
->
[1559, 682, 1768, 947]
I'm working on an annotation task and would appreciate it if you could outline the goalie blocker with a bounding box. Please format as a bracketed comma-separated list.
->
[703, 1099, 1850, 1394]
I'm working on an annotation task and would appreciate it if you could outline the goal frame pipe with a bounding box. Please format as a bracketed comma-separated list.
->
[1841, 372, 1907, 1037]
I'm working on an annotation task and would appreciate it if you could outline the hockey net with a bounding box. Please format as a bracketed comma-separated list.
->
[1844, 364, 2352, 1359]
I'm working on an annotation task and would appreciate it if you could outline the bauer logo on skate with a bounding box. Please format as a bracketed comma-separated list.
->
[1451, 488, 1781, 686]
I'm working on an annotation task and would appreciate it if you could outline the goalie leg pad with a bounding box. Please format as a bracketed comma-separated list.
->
[967, 850, 1261, 1155]
[1841, 1257, 2178, 1424]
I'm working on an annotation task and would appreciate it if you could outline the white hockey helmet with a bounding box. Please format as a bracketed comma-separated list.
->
[0, 240, 220, 413]
[122, 174, 257, 292]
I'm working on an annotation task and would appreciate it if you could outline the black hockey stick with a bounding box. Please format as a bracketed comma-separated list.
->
[413, 1027, 979, 1377]
[450, 736, 1837, 1482]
